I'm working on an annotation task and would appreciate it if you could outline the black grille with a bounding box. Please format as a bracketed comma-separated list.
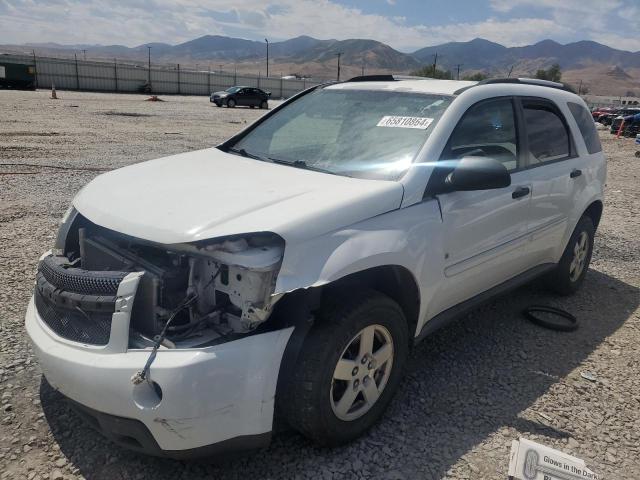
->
[35, 289, 113, 346]
[39, 256, 127, 296]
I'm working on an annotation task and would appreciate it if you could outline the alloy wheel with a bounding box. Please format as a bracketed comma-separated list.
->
[569, 231, 589, 282]
[330, 324, 394, 421]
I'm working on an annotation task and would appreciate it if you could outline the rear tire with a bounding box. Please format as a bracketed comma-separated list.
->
[226, 98, 236, 108]
[546, 216, 595, 295]
[260, 100, 268, 109]
[279, 289, 408, 446]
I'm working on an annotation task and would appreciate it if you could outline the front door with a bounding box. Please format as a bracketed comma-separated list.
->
[428, 97, 533, 318]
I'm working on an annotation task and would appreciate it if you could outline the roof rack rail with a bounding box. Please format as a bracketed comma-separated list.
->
[347, 74, 396, 82]
[346, 74, 443, 82]
[454, 77, 576, 95]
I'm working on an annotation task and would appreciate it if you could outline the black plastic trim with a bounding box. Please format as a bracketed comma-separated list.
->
[415, 263, 556, 344]
[66, 397, 272, 460]
[347, 74, 396, 82]
[39, 255, 127, 296]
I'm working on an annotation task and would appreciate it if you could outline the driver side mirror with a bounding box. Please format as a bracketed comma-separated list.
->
[442, 156, 511, 192]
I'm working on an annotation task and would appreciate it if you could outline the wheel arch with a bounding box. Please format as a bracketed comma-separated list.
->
[583, 200, 603, 230]
[270, 264, 421, 361]
[272, 265, 420, 432]
[318, 265, 421, 339]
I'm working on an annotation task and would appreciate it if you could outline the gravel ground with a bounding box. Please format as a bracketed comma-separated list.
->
[0, 90, 638, 480]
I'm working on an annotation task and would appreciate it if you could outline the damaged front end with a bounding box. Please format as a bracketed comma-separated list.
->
[38, 207, 285, 350]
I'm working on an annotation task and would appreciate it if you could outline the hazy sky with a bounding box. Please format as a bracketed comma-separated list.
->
[1, 0, 639, 52]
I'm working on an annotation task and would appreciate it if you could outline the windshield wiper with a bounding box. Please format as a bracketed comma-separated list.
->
[227, 148, 349, 177]
[226, 147, 270, 162]
[267, 157, 349, 177]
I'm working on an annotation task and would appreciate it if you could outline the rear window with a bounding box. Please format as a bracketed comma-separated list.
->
[568, 102, 602, 154]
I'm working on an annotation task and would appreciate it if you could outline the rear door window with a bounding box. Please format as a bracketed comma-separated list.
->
[522, 99, 572, 164]
[568, 102, 602, 154]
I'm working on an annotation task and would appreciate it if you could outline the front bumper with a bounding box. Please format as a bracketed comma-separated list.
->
[26, 297, 293, 456]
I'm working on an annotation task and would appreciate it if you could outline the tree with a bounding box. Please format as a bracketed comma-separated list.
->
[535, 63, 562, 82]
[412, 65, 452, 80]
[462, 72, 488, 81]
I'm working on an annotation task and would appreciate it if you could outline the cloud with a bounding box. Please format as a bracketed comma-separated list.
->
[0, 0, 638, 51]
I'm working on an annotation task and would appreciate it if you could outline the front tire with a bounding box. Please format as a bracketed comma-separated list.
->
[279, 289, 408, 446]
[547, 216, 595, 295]
[226, 98, 236, 108]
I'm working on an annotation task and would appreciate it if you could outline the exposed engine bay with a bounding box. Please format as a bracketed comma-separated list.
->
[51, 210, 284, 349]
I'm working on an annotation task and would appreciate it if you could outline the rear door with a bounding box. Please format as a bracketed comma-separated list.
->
[518, 97, 585, 265]
[249, 88, 262, 106]
[235, 88, 250, 106]
[429, 97, 533, 317]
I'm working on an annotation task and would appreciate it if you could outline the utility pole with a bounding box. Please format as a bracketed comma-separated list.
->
[507, 65, 514, 78]
[455, 64, 463, 80]
[578, 79, 583, 95]
[82, 49, 86, 61]
[74, 52, 80, 90]
[114, 58, 118, 92]
[265, 38, 269, 78]
[31, 49, 38, 88]
[336, 52, 343, 81]
[219, 64, 223, 74]
[147, 46, 152, 86]
[361, 63, 365, 76]
[432, 53, 438, 73]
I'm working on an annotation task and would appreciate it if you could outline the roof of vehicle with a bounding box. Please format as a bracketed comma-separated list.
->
[326, 79, 477, 96]
[325, 76, 578, 97]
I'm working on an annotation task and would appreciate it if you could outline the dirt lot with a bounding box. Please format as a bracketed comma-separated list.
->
[0, 90, 639, 480]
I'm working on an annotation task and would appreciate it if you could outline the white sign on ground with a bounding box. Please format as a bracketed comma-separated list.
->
[508, 437, 599, 480]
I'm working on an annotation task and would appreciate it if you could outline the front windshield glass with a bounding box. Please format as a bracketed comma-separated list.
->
[230, 87, 452, 179]
[226, 87, 242, 93]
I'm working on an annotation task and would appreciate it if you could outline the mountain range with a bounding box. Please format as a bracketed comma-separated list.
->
[3, 35, 640, 95]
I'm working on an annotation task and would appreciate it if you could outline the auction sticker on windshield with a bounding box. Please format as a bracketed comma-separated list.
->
[376, 116, 434, 129]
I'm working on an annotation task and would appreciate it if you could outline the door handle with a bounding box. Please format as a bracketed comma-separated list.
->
[512, 186, 530, 199]
[570, 169, 582, 178]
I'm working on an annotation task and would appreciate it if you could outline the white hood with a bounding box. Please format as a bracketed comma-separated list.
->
[73, 148, 404, 244]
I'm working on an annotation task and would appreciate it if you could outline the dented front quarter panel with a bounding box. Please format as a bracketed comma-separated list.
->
[275, 199, 446, 337]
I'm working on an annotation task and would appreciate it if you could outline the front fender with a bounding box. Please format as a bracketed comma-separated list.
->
[274, 200, 445, 333]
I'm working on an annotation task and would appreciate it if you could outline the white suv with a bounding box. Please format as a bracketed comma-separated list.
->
[26, 76, 605, 458]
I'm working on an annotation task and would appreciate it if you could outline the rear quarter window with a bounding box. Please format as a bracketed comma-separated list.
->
[568, 102, 602, 154]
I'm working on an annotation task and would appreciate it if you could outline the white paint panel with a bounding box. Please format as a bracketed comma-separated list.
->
[26, 298, 293, 450]
[73, 147, 404, 245]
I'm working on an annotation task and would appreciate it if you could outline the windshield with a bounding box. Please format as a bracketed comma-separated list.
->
[225, 87, 242, 93]
[229, 87, 452, 179]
